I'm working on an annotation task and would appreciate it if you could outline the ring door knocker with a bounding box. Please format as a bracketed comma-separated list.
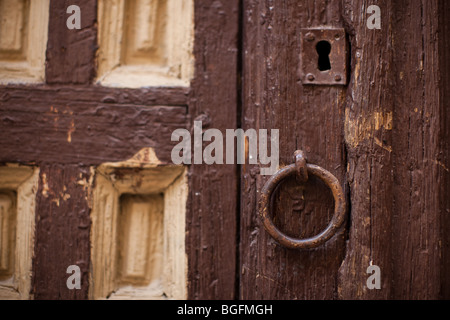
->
[259, 150, 347, 249]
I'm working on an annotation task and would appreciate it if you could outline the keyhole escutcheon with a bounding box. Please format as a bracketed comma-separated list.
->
[301, 28, 347, 85]
[316, 40, 331, 71]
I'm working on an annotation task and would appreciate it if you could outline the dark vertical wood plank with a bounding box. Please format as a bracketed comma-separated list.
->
[32, 164, 91, 299]
[390, 0, 450, 299]
[46, 0, 97, 84]
[240, 0, 347, 299]
[391, 0, 442, 299]
[338, 0, 394, 299]
[439, 0, 450, 299]
[186, 0, 240, 299]
[339, 0, 449, 299]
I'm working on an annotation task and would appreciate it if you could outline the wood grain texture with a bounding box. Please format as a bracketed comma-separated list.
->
[0, 0, 447, 300]
[186, 0, 239, 299]
[438, 0, 450, 299]
[32, 164, 91, 299]
[240, 0, 347, 300]
[391, 0, 441, 299]
[0, 85, 189, 105]
[0, 86, 188, 165]
[338, 0, 394, 299]
[46, 0, 97, 84]
[339, 0, 450, 299]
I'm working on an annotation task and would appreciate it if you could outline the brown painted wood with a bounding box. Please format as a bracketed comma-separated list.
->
[240, 0, 348, 300]
[240, 0, 449, 300]
[46, 0, 97, 84]
[186, 0, 240, 300]
[0, 86, 188, 165]
[391, 0, 442, 299]
[438, 0, 450, 300]
[338, 0, 450, 299]
[32, 164, 92, 299]
[337, 0, 394, 299]
[0, 0, 447, 300]
[0, 85, 189, 106]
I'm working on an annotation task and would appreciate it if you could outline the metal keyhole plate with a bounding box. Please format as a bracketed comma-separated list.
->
[299, 28, 348, 85]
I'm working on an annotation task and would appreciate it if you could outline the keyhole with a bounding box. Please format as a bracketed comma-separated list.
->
[316, 40, 331, 71]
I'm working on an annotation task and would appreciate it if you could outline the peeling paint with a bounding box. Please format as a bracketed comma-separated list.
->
[354, 51, 362, 88]
[99, 147, 162, 170]
[41, 173, 49, 197]
[374, 137, 393, 153]
[345, 109, 393, 148]
[67, 119, 75, 143]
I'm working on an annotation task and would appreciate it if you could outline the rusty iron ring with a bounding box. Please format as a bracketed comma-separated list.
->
[259, 163, 346, 249]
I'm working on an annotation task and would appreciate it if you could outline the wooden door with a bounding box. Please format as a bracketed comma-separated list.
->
[0, 0, 448, 301]
[240, 0, 450, 300]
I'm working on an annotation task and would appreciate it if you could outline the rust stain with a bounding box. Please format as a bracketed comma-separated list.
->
[259, 158, 346, 250]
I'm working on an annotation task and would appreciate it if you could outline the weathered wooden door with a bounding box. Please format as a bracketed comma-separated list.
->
[0, 0, 448, 301]
[239, 0, 450, 300]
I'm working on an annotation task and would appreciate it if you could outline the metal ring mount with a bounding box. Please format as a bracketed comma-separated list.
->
[259, 154, 346, 249]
